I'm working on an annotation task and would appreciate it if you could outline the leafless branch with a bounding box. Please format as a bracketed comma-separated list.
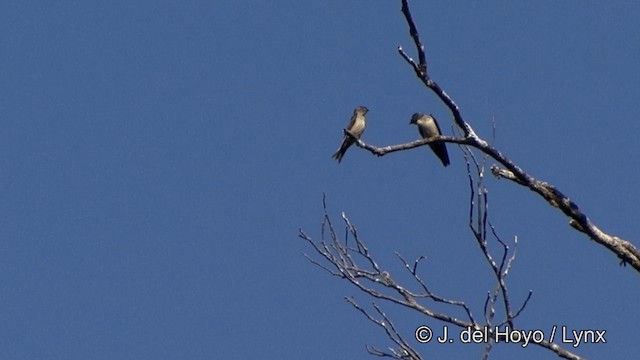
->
[375, 0, 640, 272]
[463, 145, 518, 329]
[347, 298, 422, 360]
[300, 193, 582, 359]
[299, 198, 476, 329]
[395, 252, 477, 325]
[348, 125, 639, 270]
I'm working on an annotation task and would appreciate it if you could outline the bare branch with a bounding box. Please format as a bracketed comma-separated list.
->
[400, 0, 426, 70]
[390, 0, 640, 272]
[348, 128, 639, 271]
[397, 1, 475, 138]
[301, 194, 583, 359]
[395, 252, 477, 325]
[347, 298, 422, 360]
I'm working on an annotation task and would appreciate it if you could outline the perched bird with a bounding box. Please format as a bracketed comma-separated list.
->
[409, 113, 450, 167]
[332, 106, 369, 163]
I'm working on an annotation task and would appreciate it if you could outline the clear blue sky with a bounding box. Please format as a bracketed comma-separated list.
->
[1, 1, 639, 359]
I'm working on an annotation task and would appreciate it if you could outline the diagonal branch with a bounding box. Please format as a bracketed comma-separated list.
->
[390, 0, 640, 272]
[347, 298, 422, 360]
[400, 0, 426, 70]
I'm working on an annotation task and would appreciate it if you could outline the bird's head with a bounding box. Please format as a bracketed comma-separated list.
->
[356, 106, 369, 115]
[409, 112, 424, 125]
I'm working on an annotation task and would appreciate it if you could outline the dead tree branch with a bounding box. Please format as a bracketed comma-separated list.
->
[299, 192, 582, 359]
[356, 0, 640, 272]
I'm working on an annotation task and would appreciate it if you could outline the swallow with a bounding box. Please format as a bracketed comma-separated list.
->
[409, 113, 450, 167]
[332, 106, 369, 162]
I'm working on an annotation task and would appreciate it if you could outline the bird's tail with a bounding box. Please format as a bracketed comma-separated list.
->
[331, 148, 344, 163]
[430, 142, 450, 167]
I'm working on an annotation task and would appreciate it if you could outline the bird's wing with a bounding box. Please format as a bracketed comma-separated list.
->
[431, 116, 444, 137]
[345, 113, 358, 131]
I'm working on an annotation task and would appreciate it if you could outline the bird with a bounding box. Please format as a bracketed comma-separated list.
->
[332, 106, 369, 163]
[409, 113, 450, 167]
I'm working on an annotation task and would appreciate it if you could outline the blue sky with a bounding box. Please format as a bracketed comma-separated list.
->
[1, 1, 639, 359]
